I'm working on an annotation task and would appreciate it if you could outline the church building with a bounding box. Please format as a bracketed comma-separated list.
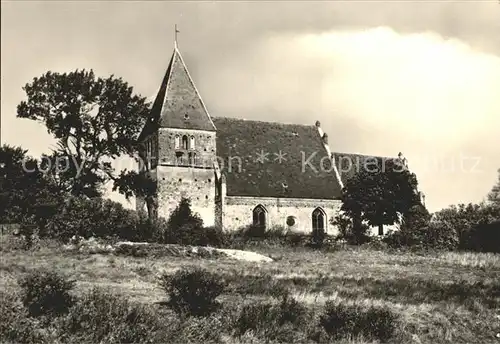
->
[136, 40, 423, 236]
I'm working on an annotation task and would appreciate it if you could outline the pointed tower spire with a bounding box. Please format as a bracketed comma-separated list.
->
[140, 31, 216, 136]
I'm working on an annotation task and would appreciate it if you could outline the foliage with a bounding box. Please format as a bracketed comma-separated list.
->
[162, 197, 226, 247]
[234, 294, 309, 341]
[0, 145, 64, 232]
[133, 214, 166, 243]
[319, 301, 400, 342]
[166, 198, 203, 232]
[17, 69, 150, 197]
[341, 157, 421, 237]
[199, 226, 228, 247]
[470, 220, 500, 253]
[487, 168, 500, 206]
[46, 196, 139, 241]
[0, 291, 52, 344]
[17, 269, 75, 317]
[60, 288, 166, 344]
[385, 220, 459, 251]
[159, 268, 226, 317]
[432, 202, 499, 251]
[331, 213, 371, 244]
[112, 169, 157, 218]
[401, 204, 431, 231]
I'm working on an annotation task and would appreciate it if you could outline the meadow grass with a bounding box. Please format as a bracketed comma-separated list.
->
[0, 239, 499, 343]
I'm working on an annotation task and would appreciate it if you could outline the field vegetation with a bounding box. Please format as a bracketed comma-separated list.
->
[1, 236, 499, 344]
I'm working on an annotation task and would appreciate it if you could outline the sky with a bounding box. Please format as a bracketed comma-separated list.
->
[1, 1, 499, 212]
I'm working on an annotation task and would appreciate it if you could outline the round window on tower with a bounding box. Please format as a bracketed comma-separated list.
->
[286, 216, 297, 227]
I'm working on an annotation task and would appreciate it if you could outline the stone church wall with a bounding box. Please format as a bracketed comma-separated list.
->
[222, 196, 342, 235]
[156, 166, 216, 226]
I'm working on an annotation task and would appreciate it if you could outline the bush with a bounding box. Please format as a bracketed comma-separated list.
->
[133, 214, 167, 243]
[319, 301, 400, 342]
[201, 226, 227, 247]
[468, 220, 500, 253]
[159, 268, 226, 316]
[18, 269, 75, 317]
[46, 196, 140, 241]
[385, 220, 459, 251]
[401, 204, 431, 231]
[60, 288, 168, 344]
[433, 202, 499, 251]
[235, 294, 309, 341]
[165, 198, 203, 237]
[0, 291, 53, 343]
[331, 213, 370, 245]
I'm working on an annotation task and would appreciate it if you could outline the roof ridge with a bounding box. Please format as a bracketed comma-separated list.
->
[333, 151, 395, 159]
[173, 46, 217, 131]
[162, 48, 177, 113]
[212, 116, 315, 128]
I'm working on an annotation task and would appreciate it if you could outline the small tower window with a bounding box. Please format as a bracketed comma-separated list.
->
[182, 135, 188, 150]
[188, 152, 196, 166]
[174, 135, 180, 149]
[190, 136, 195, 150]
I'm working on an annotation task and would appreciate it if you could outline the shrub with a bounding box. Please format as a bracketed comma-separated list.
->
[234, 294, 309, 341]
[46, 196, 140, 241]
[0, 291, 52, 343]
[130, 212, 166, 243]
[468, 220, 500, 253]
[319, 301, 400, 342]
[60, 288, 171, 344]
[165, 198, 203, 236]
[385, 220, 459, 251]
[159, 268, 226, 316]
[331, 213, 371, 244]
[163, 198, 226, 247]
[401, 204, 431, 231]
[17, 269, 75, 317]
[433, 202, 500, 251]
[201, 225, 227, 247]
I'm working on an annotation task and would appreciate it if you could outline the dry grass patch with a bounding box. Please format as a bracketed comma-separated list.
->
[1, 240, 499, 343]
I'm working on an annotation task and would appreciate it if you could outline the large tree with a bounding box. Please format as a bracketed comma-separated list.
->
[488, 168, 500, 206]
[341, 158, 421, 237]
[17, 70, 151, 198]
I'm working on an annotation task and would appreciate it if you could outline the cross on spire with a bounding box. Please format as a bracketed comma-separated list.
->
[174, 24, 180, 48]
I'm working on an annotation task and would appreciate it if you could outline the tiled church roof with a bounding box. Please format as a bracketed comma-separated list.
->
[139, 46, 216, 140]
[212, 117, 343, 200]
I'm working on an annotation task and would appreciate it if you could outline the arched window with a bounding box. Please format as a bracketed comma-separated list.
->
[174, 135, 180, 149]
[312, 207, 326, 234]
[182, 135, 188, 150]
[252, 205, 267, 230]
[190, 136, 195, 150]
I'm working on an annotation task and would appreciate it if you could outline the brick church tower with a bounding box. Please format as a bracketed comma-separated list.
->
[136, 41, 218, 226]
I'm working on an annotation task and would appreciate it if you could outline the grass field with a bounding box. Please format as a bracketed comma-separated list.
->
[1, 240, 499, 343]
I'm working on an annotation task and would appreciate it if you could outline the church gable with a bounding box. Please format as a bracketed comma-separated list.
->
[213, 117, 343, 200]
